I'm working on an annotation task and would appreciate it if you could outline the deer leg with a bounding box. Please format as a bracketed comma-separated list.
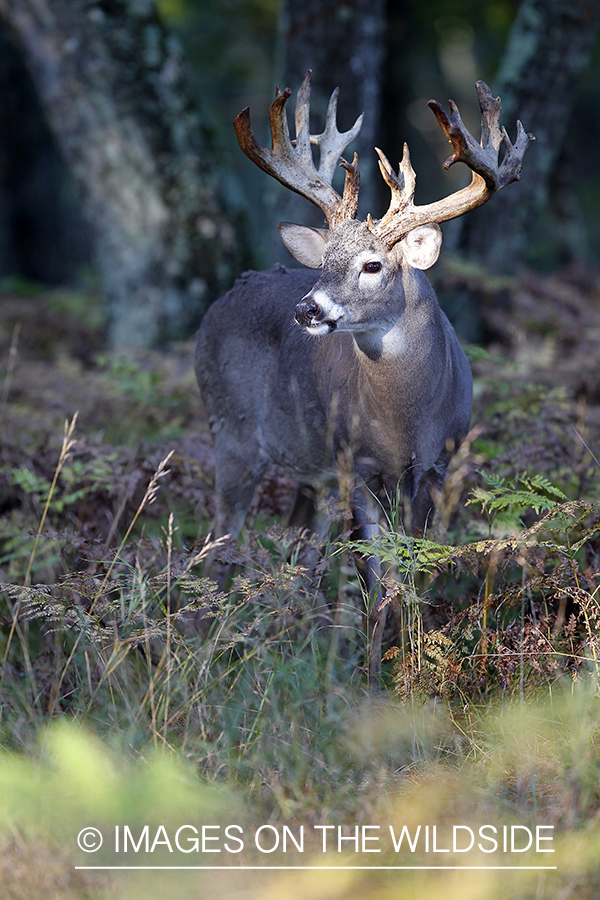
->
[409, 456, 447, 536]
[204, 440, 268, 587]
[351, 488, 385, 687]
[189, 448, 267, 636]
[408, 455, 449, 631]
[287, 483, 333, 633]
[287, 483, 318, 530]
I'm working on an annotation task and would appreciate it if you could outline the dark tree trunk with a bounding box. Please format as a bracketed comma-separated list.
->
[454, 0, 600, 272]
[0, 23, 92, 285]
[0, 0, 250, 347]
[270, 0, 386, 261]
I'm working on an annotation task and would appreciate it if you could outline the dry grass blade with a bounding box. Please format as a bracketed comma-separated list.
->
[94, 448, 175, 600]
[0, 412, 79, 699]
[41, 449, 176, 716]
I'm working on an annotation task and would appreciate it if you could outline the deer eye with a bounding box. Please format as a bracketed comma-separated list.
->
[362, 261, 382, 274]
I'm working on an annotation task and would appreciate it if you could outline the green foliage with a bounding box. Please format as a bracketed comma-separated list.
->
[1, 682, 600, 897]
[341, 471, 600, 703]
[9, 454, 116, 514]
[97, 354, 165, 403]
[46, 285, 106, 332]
[90, 351, 201, 442]
[467, 469, 568, 534]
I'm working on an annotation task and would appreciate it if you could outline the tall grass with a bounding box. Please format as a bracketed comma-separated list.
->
[1, 377, 600, 898]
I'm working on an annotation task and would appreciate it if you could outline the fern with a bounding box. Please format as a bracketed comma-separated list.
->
[467, 471, 568, 535]
[386, 631, 457, 701]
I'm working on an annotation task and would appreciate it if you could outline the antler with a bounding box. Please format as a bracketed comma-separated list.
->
[370, 81, 534, 245]
[233, 70, 364, 228]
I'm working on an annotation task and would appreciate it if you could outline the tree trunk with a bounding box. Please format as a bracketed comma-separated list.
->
[269, 0, 386, 262]
[0, 23, 92, 285]
[0, 0, 250, 347]
[454, 0, 600, 272]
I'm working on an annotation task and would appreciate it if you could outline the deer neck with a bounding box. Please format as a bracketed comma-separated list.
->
[352, 268, 441, 384]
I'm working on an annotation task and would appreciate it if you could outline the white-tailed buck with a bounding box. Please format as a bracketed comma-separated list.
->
[196, 72, 533, 681]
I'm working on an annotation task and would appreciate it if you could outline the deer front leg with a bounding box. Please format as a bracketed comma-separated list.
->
[203, 437, 268, 588]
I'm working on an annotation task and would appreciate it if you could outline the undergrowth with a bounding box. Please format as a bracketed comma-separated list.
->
[1, 271, 600, 897]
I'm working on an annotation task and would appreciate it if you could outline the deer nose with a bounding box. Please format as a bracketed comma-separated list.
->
[295, 298, 320, 325]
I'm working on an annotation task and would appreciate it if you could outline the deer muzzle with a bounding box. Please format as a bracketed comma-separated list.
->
[295, 298, 320, 326]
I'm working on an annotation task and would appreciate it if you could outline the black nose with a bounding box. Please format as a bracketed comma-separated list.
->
[295, 299, 320, 326]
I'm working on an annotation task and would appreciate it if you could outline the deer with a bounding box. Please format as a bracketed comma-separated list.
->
[195, 72, 533, 682]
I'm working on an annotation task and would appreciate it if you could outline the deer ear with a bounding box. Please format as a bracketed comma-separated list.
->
[277, 223, 329, 269]
[399, 223, 442, 270]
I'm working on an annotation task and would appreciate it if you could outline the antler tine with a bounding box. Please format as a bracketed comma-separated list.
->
[370, 81, 534, 246]
[233, 88, 293, 184]
[498, 119, 532, 187]
[476, 81, 503, 154]
[428, 84, 501, 189]
[293, 71, 314, 163]
[373, 144, 416, 231]
[339, 152, 360, 221]
[312, 86, 364, 185]
[233, 71, 363, 228]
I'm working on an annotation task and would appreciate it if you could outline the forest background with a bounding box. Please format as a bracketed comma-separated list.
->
[0, 1, 600, 899]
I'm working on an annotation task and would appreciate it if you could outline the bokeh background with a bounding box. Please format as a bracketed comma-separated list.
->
[0, 0, 598, 346]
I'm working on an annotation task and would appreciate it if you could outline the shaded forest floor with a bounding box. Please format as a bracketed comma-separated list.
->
[1, 260, 600, 899]
[3, 259, 600, 582]
[3, 260, 600, 603]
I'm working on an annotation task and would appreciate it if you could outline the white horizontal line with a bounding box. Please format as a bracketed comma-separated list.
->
[75, 866, 558, 871]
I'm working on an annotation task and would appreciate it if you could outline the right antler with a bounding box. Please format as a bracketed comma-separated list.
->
[371, 81, 534, 245]
[233, 70, 364, 228]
